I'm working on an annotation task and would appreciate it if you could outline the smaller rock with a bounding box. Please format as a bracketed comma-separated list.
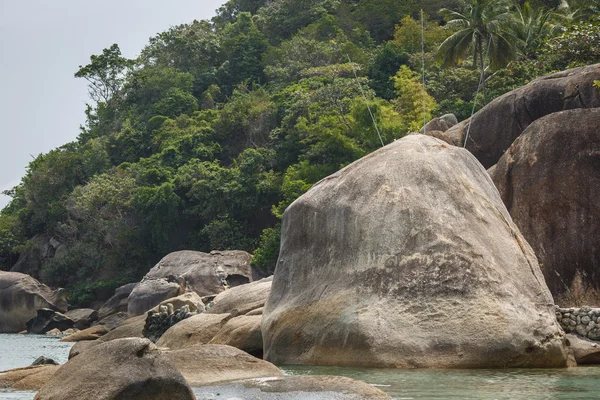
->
[0, 365, 59, 391]
[31, 356, 58, 366]
[582, 316, 591, 325]
[64, 308, 98, 330]
[568, 334, 600, 365]
[45, 328, 62, 335]
[60, 325, 109, 342]
[156, 313, 231, 350]
[98, 315, 146, 343]
[26, 309, 74, 334]
[94, 311, 127, 330]
[163, 345, 283, 386]
[97, 283, 137, 320]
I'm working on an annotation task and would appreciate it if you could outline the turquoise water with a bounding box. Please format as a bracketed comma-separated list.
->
[2, 334, 600, 399]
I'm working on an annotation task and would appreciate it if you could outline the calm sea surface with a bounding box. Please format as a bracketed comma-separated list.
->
[2, 334, 600, 399]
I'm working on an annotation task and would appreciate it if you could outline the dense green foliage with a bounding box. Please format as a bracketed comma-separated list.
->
[0, 0, 596, 306]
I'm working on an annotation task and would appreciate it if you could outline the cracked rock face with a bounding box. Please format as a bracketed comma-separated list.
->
[441, 64, 600, 169]
[262, 135, 568, 368]
[491, 108, 600, 301]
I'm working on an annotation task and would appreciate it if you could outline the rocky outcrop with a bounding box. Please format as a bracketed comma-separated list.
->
[127, 277, 184, 317]
[263, 134, 568, 368]
[26, 309, 74, 334]
[193, 376, 391, 399]
[97, 283, 137, 320]
[156, 313, 231, 350]
[0, 271, 68, 333]
[206, 276, 272, 317]
[35, 338, 195, 400]
[10, 234, 66, 279]
[209, 315, 263, 357]
[64, 308, 97, 330]
[491, 109, 600, 301]
[566, 334, 600, 365]
[0, 365, 60, 391]
[60, 325, 109, 342]
[163, 345, 283, 386]
[443, 64, 600, 168]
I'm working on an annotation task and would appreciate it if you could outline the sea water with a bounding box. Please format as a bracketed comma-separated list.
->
[2, 334, 600, 399]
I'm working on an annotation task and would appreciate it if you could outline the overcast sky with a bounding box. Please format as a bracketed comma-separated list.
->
[0, 0, 225, 210]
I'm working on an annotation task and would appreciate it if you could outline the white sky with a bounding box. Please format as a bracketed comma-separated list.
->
[0, 0, 225, 210]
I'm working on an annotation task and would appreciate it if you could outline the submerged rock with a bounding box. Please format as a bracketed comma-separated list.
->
[35, 338, 195, 400]
[491, 108, 600, 301]
[263, 134, 568, 368]
[193, 375, 391, 399]
[0, 271, 68, 333]
[31, 356, 59, 366]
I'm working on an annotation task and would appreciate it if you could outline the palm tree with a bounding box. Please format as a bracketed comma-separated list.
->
[437, 0, 516, 102]
[510, 2, 556, 59]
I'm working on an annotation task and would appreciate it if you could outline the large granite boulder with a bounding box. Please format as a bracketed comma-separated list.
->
[10, 234, 65, 279]
[0, 271, 68, 333]
[0, 365, 60, 391]
[163, 345, 283, 386]
[127, 277, 184, 317]
[491, 109, 600, 302]
[97, 283, 137, 320]
[64, 308, 97, 330]
[262, 134, 568, 368]
[156, 313, 231, 350]
[35, 338, 195, 400]
[193, 376, 391, 399]
[206, 276, 272, 317]
[442, 64, 600, 168]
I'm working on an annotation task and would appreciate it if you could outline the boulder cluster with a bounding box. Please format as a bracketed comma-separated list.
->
[2, 64, 600, 398]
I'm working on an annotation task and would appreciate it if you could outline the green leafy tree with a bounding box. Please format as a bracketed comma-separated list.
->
[75, 44, 134, 104]
[392, 66, 437, 132]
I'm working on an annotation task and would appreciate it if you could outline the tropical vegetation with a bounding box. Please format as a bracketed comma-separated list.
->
[0, 0, 597, 306]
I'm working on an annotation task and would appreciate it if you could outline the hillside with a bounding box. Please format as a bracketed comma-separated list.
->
[0, 0, 598, 306]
